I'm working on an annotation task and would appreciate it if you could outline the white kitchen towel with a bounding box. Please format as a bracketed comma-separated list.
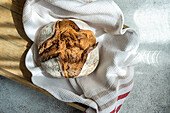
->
[23, 0, 139, 113]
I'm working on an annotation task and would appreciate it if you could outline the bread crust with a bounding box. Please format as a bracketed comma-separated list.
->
[37, 19, 99, 78]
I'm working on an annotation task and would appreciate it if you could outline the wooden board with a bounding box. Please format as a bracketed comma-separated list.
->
[0, 0, 87, 111]
[0, 0, 128, 111]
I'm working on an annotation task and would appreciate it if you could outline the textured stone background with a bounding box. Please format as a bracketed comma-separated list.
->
[0, 0, 170, 113]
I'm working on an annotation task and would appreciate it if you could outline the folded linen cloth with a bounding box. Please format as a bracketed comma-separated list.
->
[23, 0, 139, 113]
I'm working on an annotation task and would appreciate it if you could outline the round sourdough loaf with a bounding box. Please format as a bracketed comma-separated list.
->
[36, 19, 99, 78]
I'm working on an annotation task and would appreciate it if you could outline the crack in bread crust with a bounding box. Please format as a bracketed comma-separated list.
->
[39, 19, 97, 78]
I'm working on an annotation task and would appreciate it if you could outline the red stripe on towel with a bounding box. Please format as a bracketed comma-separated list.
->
[117, 91, 130, 100]
[110, 91, 131, 113]
[110, 107, 116, 113]
[116, 104, 122, 113]
[110, 104, 123, 113]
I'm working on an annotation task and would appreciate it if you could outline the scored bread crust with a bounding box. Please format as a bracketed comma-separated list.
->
[36, 19, 99, 78]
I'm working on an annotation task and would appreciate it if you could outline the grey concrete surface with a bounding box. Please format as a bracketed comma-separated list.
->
[0, 0, 170, 113]
[0, 75, 82, 113]
[114, 0, 170, 113]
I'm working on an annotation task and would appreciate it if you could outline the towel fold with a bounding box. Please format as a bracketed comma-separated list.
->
[23, 0, 139, 113]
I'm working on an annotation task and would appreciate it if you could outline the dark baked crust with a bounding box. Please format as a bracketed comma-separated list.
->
[39, 19, 97, 78]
